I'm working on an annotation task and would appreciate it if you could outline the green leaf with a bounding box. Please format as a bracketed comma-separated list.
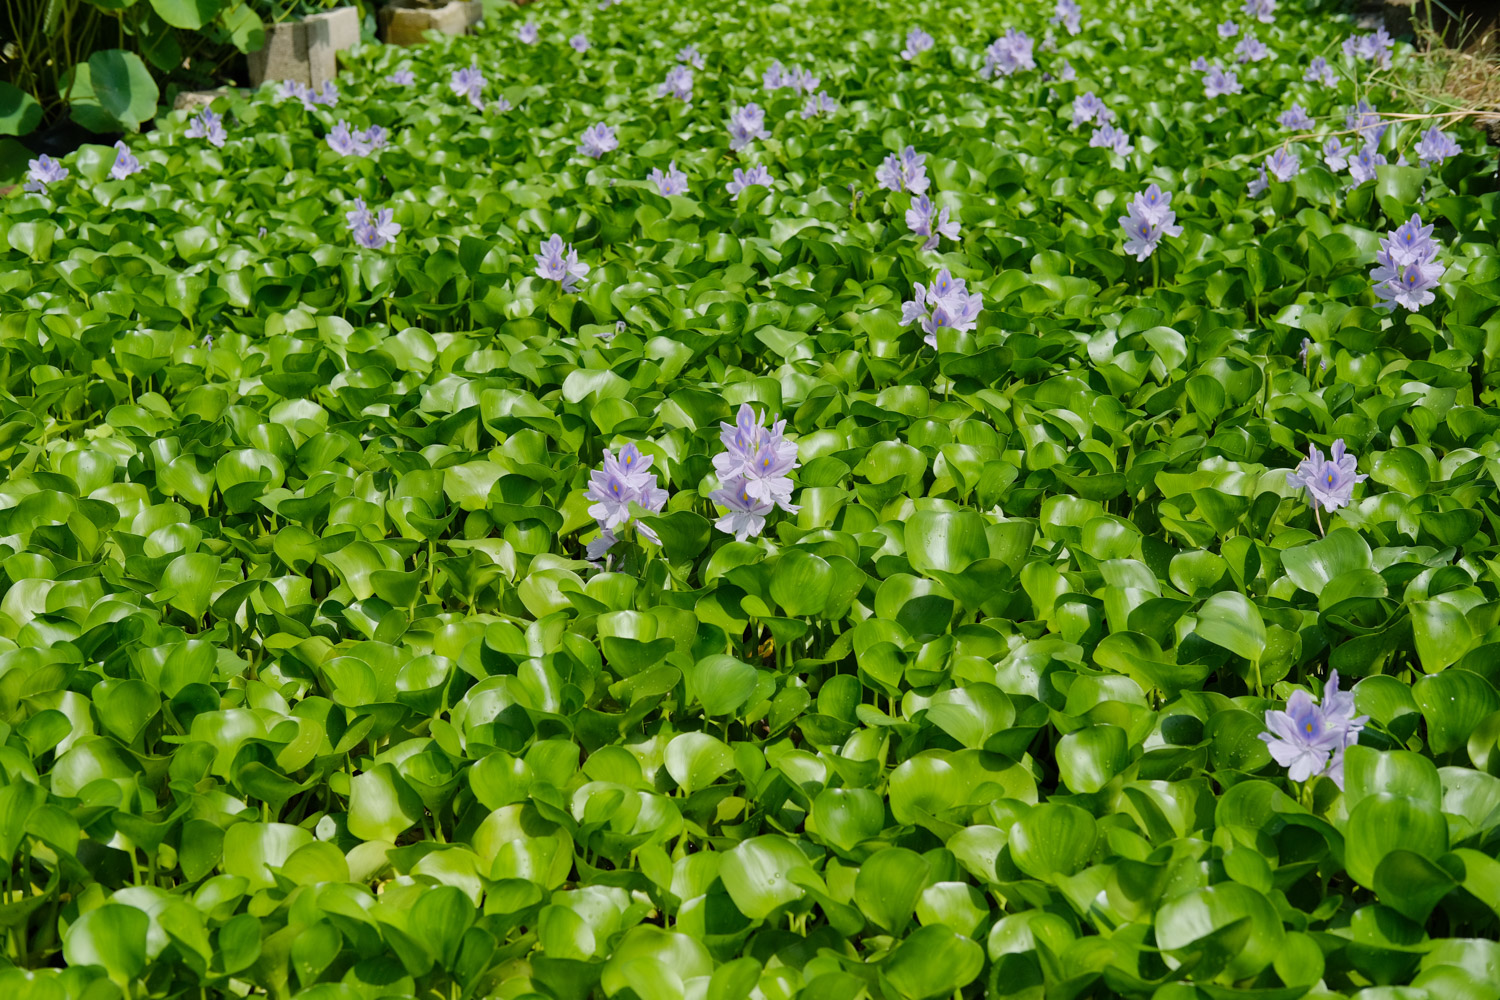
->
[718, 836, 808, 921]
[0, 82, 42, 137]
[880, 925, 984, 999]
[1194, 592, 1267, 663]
[85, 50, 160, 131]
[63, 904, 149, 986]
[1009, 803, 1097, 881]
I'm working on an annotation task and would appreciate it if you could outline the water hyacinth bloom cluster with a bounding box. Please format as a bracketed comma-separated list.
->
[110, 141, 142, 180]
[1288, 439, 1366, 512]
[1201, 64, 1242, 98]
[1343, 26, 1393, 68]
[1071, 92, 1115, 128]
[1277, 104, 1314, 130]
[980, 29, 1035, 79]
[906, 194, 960, 250]
[649, 161, 689, 196]
[1243, 0, 1276, 22]
[386, 68, 415, 86]
[185, 109, 227, 147]
[1217, 21, 1238, 38]
[1371, 213, 1445, 312]
[279, 80, 338, 108]
[900, 28, 934, 60]
[1234, 32, 1269, 63]
[874, 146, 929, 194]
[535, 235, 590, 293]
[802, 92, 838, 118]
[1264, 146, 1300, 182]
[727, 165, 774, 200]
[451, 63, 485, 109]
[710, 405, 800, 541]
[326, 121, 387, 157]
[1321, 136, 1352, 170]
[659, 65, 694, 103]
[24, 155, 68, 193]
[1348, 142, 1386, 185]
[1304, 55, 1337, 86]
[902, 269, 984, 347]
[1347, 100, 1387, 142]
[1119, 184, 1182, 261]
[727, 104, 770, 150]
[1260, 672, 1366, 788]
[678, 44, 705, 68]
[585, 445, 668, 560]
[518, 21, 538, 44]
[579, 122, 618, 159]
[1415, 125, 1460, 166]
[570, 34, 590, 52]
[345, 199, 401, 249]
[1051, 0, 1081, 35]
[1090, 124, 1134, 156]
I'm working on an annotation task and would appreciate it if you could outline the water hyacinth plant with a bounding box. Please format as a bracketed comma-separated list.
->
[0, 0, 1495, 994]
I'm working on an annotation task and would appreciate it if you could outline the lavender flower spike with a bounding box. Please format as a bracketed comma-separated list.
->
[23, 154, 68, 193]
[1243, 0, 1276, 23]
[678, 44, 705, 68]
[569, 34, 590, 52]
[1322, 137, 1352, 171]
[659, 65, 694, 103]
[1277, 104, 1315, 131]
[1203, 65, 1242, 98]
[579, 122, 618, 159]
[110, 141, 142, 180]
[1119, 184, 1182, 261]
[451, 62, 485, 110]
[185, 109, 227, 147]
[649, 161, 689, 196]
[585, 445, 669, 558]
[1265, 146, 1300, 182]
[727, 164, 774, 200]
[1304, 55, 1336, 87]
[535, 234, 590, 293]
[1051, 0, 1081, 35]
[728, 103, 770, 151]
[712, 404, 800, 512]
[387, 67, 415, 85]
[906, 194, 960, 250]
[980, 29, 1035, 79]
[1234, 32, 1269, 63]
[902, 269, 984, 348]
[1347, 142, 1387, 185]
[1260, 670, 1366, 788]
[1415, 125, 1460, 167]
[875, 145, 929, 194]
[901, 27, 934, 60]
[1288, 439, 1367, 512]
[710, 478, 775, 541]
[1217, 20, 1239, 38]
[1071, 92, 1115, 128]
[353, 208, 401, 250]
[518, 22, 538, 44]
[1371, 212, 1445, 312]
[327, 120, 370, 157]
[802, 92, 839, 118]
[1090, 124, 1134, 155]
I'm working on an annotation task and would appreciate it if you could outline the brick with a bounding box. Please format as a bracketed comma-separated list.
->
[380, 0, 480, 46]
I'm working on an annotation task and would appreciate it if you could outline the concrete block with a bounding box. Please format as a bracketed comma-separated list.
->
[380, 0, 480, 46]
[173, 88, 237, 112]
[247, 6, 361, 89]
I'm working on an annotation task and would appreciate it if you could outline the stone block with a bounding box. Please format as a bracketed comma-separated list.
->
[380, 0, 481, 46]
[247, 6, 361, 90]
[173, 88, 237, 112]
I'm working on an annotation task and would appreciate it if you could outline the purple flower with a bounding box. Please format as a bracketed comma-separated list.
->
[1277, 104, 1315, 130]
[602, 319, 625, 343]
[109, 141, 142, 180]
[728, 103, 770, 151]
[1204, 65, 1242, 98]
[1190, 56, 1211, 72]
[310, 82, 339, 107]
[1288, 439, 1367, 511]
[586, 445, 668, 559]
[570, 34, 590, 52]
[1248, 166, 1268, 197]
[906, 194, 960, 250]
[790, 66, 821, 96]
[579, 122, 618, 159]
[1347, 100, 1387, 142]
[278, 79, 312, 105]
[353, 208, 401, 249]
[535, 234, 590, 293]
[659, 65, 694, 102]
[1304, 55, 1336, 87]
[901, 28, 935, 60]
[1344, 27, 1394, 69]
[1415, 125, 1460, 167]
[1265, 146, 1300, 182]
[345, 197, 372, 230]
[1119, 184, 1182, 261]
[875, 145, 929, 194]
[1090, 124, 1134, 155]
[1056, 59, 1076, 82]
[1050, 0, 1081, 35]
[1243, 0, 1276, 23]
[1071, 91, 1115, 128]
[358, 124, 389, 153]
[23, 154, 67, 193]
[902, 269, 984, 348]
[980, 28, 1035, 79]
[326, 120, 369, 157]
[802, 91, 839, 118]
[1234, 32, 1269, 63]
[1347, 142, 1386, 184]
[713, 404, 800, 512]
[451, 63, 485, 110]
[678, 44, 705, 68]
[387, 68, 415, 85]
[764, 60, 791, 92]
[519, 22, 538, 44]
[1260, 673, 1363, 786]
[185, 109, 227, 147]
[1322, 136, 1352, 171]
[710, 478, 775, 541]
[649, 161, 689, 196]
[727, 164, 774, 200]
[1217, 20, 1239, 38]
[493, 97, 513, 114]
[1371, 212, 1445, 312]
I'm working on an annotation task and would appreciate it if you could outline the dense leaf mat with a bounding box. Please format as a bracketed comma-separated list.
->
[3, 0, 1500, 997]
